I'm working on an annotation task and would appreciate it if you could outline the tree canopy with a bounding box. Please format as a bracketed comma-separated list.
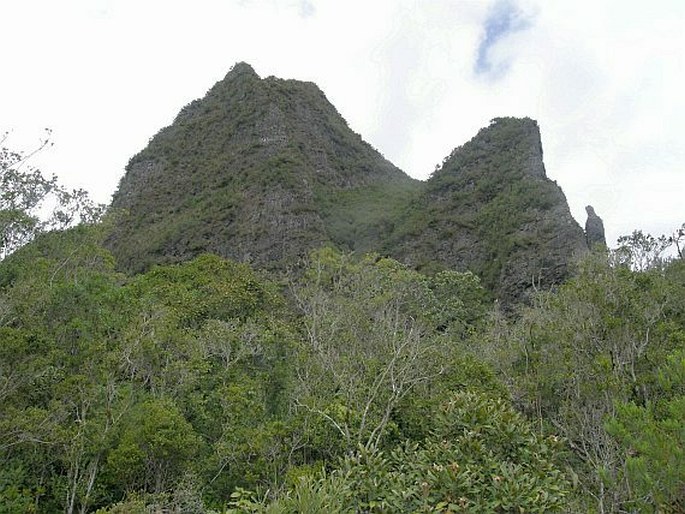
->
[0, 141, 683, 512]
[0, 131, 103, 259]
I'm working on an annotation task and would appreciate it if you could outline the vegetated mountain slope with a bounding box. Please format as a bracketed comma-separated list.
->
[108, 63, 587, 303]
[108, 62, 418, 273]
[387, 117, 587, 303]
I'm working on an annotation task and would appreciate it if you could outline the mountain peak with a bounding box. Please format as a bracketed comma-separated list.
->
[433, 117, 547, 183]
[390, 115, 586, 304]
[107, 67, 585, 305]
[225, 61, 259, 79]
[108, 65, 412, 273]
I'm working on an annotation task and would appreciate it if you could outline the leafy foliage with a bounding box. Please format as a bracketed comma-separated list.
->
[606, 347, 685, 512]
[1, 131, 104, 259]
[233, 391, 571, 513]
[0, 229, 296, 511]
[291, 248, 488, 453]
[3, 107, 683, 512]
[476, 244, 685, 512]
[0, 225, 579, 512]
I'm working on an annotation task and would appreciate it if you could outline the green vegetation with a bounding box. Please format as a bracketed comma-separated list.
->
[387, 118, 585, 303]
[472, 244, 685, 512]
[315, 180, 419, 252]
[1, 130, 104, 259]
[2, 215, 683, 512]
[231, 391, 570, 513]
[4, 70, 684, 512]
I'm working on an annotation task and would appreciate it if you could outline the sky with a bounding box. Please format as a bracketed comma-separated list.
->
[1, 0, 683, 247]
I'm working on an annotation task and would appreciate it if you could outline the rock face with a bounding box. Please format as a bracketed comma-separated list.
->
[107, 62, 416, 273]
[584, 205, 607, 248]
[108, 64, 588, 304]
[387, 118, 588, 304]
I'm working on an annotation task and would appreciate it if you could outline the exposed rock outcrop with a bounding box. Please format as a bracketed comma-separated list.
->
[584, 205, 607, 248]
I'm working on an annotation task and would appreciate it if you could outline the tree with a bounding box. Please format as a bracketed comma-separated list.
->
[291, 248, 484, 453]
[0, 245, 298, 511]
[612, 227, 682, 271]
[0, 224, 131, 513]
[606, 348, 685, 512]
[0, 130, 104, 259]
[106, 398, 202, 494]
[478, 250, 685, 512]
[670, 223, 685, 260]
[231, 391, 572, 513]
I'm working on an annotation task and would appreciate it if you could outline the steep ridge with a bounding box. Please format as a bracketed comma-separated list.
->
[108, 63, 417, 273]
[387, 117, 587, 303]
[108, 64, 588, 304]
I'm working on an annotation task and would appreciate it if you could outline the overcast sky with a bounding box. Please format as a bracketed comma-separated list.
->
[1, 0, 683, 246]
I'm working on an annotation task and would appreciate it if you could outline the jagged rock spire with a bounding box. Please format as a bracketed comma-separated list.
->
[585, 205, 606, 248]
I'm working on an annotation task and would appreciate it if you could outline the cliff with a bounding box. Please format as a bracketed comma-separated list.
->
[387, 118, 587, 303]
[108, 63, 416, 273]
[108, 65, 588, 304]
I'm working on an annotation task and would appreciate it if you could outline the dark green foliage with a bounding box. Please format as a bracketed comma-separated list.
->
[105, 398, 202, 494]
[5, 68, 682, 511]
[477, 248, 685, 512]
[606, 347, 685, 512]
[126, 253, 281, 327]
[234, 391, 571, 513]
[1, 219, 581, 512]
[4, 217, 684, 512]
[0, 228, 298, 511]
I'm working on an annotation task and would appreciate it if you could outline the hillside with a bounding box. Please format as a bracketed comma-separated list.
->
[2, 63, 684, 513]
[108, 63, 587, 302]
[388, 117, 587, 303]
[108, 62, 418, 273]
[2, 225, 682, 513]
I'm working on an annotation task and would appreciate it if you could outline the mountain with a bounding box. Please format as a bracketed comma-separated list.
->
[108, 62, 418, 273]
[108, 64, 588, 303]
[387, 117, 587, 303]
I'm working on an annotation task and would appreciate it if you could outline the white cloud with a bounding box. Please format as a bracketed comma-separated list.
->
[474, 0, 537, 78]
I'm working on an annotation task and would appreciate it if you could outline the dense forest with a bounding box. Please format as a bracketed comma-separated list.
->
[2, 67, 684, 512]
